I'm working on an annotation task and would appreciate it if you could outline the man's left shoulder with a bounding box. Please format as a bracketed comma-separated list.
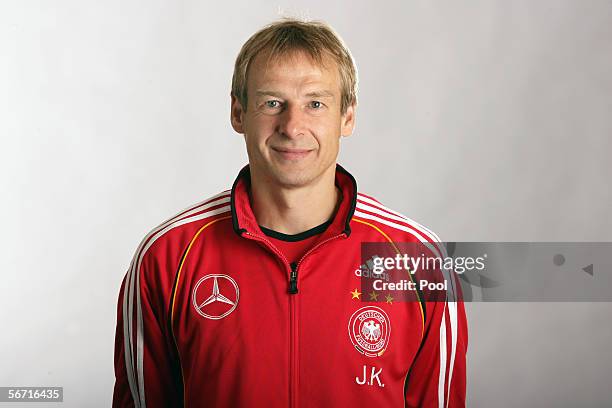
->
[352, 192, 443, 246]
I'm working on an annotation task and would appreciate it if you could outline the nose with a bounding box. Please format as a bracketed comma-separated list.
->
[277, 103, 306, 139]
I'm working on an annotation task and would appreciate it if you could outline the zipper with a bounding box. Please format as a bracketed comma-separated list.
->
[242, 230, 347, 408]
[289, 262, 299, 294]
[290, 291, 297, 408]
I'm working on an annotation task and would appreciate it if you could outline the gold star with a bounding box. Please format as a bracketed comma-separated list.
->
[385, 294, 394, 304]
[350, 288, 362, 300]
[369, 291, 379, 301]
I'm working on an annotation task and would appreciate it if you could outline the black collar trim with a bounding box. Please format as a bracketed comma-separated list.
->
[230, 165, 250, 236]
[335, 163, 358, 237]
[259, 218, 333, 242]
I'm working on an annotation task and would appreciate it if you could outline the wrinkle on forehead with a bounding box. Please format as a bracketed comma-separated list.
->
[265, 47, 332, 71]
[249, 47, 336, 85]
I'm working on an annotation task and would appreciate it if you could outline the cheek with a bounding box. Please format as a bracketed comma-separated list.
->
[260, 118, 279, 135]
[314, 118, 342, 148]
[244, 116, 275, 145]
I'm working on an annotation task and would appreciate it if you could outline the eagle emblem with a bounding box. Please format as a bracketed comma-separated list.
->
[348, 306, 391, 357]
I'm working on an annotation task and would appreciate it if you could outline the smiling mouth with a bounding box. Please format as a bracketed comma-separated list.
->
[271, 147, 314, 160]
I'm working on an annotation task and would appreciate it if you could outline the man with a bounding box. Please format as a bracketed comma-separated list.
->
[113, 18, 467, 407]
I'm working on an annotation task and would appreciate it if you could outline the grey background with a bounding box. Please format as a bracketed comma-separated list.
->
[1, 0, 611, 406]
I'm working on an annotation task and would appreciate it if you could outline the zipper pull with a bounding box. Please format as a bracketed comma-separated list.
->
[288, 262, 299, 294]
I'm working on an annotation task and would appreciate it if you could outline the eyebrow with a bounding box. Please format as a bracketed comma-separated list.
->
[254, 90, 335, 99]
[305, 90, 335, 99]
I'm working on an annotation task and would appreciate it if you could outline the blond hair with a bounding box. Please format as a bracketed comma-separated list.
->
[231, 18, 358, 114]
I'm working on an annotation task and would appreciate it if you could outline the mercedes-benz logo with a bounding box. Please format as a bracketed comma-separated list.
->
[192, 274, 239, 320]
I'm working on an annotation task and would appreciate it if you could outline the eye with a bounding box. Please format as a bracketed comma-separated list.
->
[264, 100, 282, 109]
[309, 101, 323, 109]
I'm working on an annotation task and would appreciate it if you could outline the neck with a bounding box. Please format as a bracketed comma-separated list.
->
[250, 166, 339, 235]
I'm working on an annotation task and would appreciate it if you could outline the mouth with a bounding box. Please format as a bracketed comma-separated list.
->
[271, 147, 314, 160]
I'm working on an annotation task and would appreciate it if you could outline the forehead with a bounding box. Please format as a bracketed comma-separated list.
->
[247, 49, 340, 93]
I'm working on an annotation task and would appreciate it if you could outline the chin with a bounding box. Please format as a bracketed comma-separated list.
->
[270, 172, 314, 188]
[263, 165, 317, 188]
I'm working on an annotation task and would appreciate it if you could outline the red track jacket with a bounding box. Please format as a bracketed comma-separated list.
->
[113, 165, 468, 407]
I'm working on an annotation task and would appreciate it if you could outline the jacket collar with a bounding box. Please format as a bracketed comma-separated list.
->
[231, 164, 357, 239]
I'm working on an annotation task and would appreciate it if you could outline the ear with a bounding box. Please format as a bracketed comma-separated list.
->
[340, 102, 356, 138]
[230, 93, 245, 134]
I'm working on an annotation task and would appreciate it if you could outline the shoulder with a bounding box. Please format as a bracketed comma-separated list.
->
[351, 192, 445, 255]
[130, 189, 232, 266]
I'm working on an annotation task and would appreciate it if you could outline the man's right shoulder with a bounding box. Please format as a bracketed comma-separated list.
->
[129, 189, 233, 264]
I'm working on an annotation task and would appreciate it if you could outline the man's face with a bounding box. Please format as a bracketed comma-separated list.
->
[231, 49, 355, 188]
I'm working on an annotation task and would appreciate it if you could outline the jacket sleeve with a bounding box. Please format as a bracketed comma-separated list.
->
[404, 266, 468, 407]
[112, 253, 183, 407]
